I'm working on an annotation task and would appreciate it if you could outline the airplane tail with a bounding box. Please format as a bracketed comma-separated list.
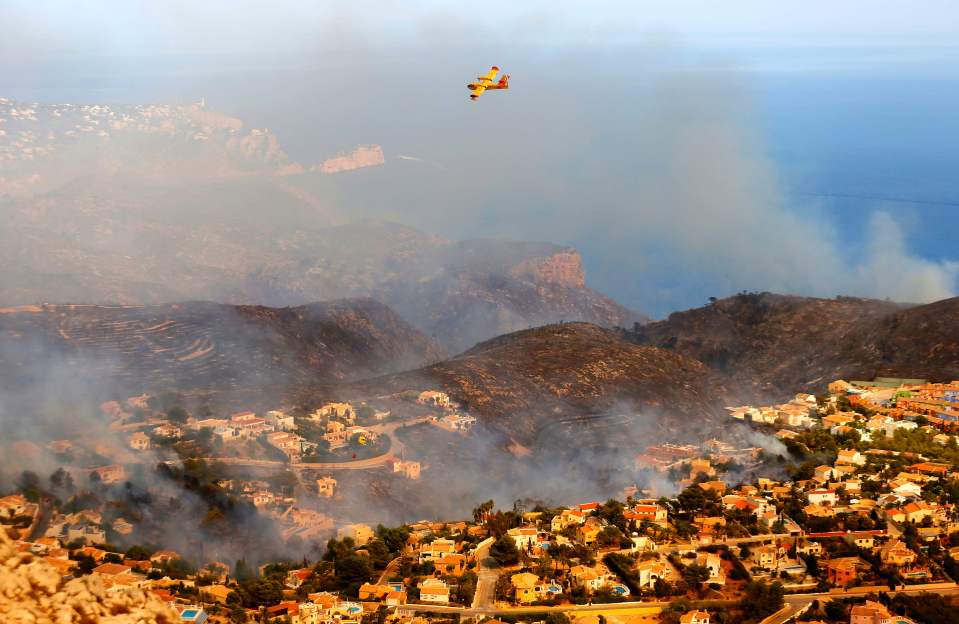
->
[498, 75, 510, 87]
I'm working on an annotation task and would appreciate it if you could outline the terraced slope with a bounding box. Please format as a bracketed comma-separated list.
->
[0, 299, 444, 399]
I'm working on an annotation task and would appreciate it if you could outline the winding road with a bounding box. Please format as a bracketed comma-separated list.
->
[121, 416, 433, 472]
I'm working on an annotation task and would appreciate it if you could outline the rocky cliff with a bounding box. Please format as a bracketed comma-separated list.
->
[316, 145, 385, 174]
[509, 249, 586, 288]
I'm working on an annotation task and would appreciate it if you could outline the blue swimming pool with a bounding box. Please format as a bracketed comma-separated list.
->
[181, 610, 198, 618]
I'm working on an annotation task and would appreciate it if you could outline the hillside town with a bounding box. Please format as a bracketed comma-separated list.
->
[4, 378, 959, 624]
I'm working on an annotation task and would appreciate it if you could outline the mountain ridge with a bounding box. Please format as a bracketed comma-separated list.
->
[624, 292, 959, 398]
[324, 322, 726, 447]
[0, 298, 444, 403]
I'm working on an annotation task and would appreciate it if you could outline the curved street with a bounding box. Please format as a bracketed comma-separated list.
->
[115, 416, 432, 471]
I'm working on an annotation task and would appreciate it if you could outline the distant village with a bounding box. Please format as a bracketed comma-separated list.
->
[4, 378, 959, 624]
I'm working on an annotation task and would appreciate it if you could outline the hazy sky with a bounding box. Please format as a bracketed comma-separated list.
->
[4, 1, 959, 58]
[2, 2, 958, 316]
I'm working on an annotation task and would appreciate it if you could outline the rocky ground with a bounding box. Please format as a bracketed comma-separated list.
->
[0, 528, 179, 624]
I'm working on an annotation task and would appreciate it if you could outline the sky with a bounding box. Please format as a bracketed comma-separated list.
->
[4, 1, 959, 54]
[2, 1, 959, 316]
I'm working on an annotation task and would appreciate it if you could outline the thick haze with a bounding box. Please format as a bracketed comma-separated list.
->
[2, 1, 959, 315]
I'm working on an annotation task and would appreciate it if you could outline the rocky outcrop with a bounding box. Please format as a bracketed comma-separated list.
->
[509, 249, 586, 288]
[316, 145, 385, 174]
[226, 128, 291, 168]
[0, 528, 178, 623]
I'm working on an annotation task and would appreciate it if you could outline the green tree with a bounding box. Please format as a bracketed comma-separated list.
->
[163, 558, 196, 580]
[677, 485, 721, 516]
[682, 563, 711, 593]
[597, 526, 624, 547]
[126, 545, 153, 561]
[235, 558, 254, 582]
[376, 524, 410, 555]
[598, 499, 627, 531]
[71, 553, 97, 575]
[473, 500, 495, 524]
[489, 535, 520, 566]
[739, 580, 784, 621]
[800, 553, 819, 577]
[823, 599, 847, 621]
[17, 470, 44, 501]
[334, 555, 373, 596]
[366, 539, 392, 569]
[49, 467, 75, 493]
[236, 578, 283, 608]
[167, 406, 189, 424]
[653, 578, 671, 599]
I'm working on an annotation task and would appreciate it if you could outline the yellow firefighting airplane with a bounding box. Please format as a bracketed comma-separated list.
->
[468, 66, 509, 100]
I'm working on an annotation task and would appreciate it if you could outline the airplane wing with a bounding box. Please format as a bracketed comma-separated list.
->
[478, 67, 499, 83]
[469, 85, 487, 100]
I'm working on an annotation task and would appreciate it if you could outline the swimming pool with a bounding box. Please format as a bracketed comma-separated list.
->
[179, 609, 207, 623]
[611, 584, 630, 596]
[337, 602, 363, 615]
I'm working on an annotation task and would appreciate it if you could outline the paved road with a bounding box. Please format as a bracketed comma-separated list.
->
[399, 599, 675, 617]
[397, 583, 959, 619]
[613, 532, 796, 558]
[472, 537, 498, 610]
[760, 602, 808, 624]
[377, 557, 403, 585]
[27, 497, 54, 542]
[886, 519, 902, 538]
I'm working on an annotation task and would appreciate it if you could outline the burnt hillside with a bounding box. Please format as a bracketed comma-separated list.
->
[625, 292, 959, 398]
[0, 299, 444, 400]
[329, 322, 726, 446]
